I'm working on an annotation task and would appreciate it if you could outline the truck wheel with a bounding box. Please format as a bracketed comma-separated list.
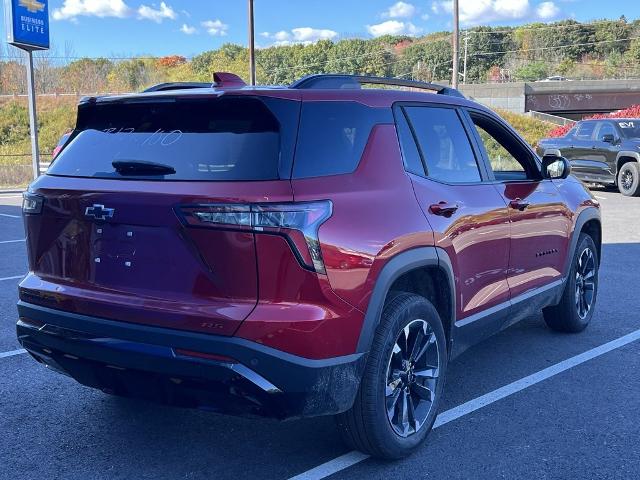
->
[617, 162, 640, 196]
[543, 233, 598, 332]
[335, 293, 447, 459]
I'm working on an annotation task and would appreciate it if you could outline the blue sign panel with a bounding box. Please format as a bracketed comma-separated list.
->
[3, 0, 50, 50]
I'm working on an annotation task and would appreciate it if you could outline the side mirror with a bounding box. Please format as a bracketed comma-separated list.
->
[542, 154, 571, 180]
[602, 133, 616, 144]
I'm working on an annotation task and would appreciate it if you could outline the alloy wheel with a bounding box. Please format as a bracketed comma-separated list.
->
[385, 319, 440, 437]
[621, 169, 634, 191]
[575, 247, 596, 320]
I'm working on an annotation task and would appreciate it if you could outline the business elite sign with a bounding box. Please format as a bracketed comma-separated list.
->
[3, 0, 50, 50]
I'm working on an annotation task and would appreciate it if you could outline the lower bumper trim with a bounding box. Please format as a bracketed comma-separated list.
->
[16, 302, 366, 419]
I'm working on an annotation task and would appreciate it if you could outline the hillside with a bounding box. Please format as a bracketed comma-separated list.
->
[1, 17, 639, 96]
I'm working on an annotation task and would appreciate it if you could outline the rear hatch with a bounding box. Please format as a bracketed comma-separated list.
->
[21, 92, 300, 336]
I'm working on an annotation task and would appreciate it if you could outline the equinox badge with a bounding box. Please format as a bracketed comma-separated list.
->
[85, 204, 115, 221]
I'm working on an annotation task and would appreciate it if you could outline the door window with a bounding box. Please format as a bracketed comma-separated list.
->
[575, 122, 596, 140]
[403, 106, 481, 183]
[596, 122, 616, 141]
[469, 113, 540, 181]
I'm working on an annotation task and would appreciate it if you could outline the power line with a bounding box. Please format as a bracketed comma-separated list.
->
[468, 35, 639, 57]
[464, 18, 632, 35]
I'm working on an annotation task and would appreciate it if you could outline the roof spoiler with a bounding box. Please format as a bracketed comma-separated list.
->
[143, 72, 247, 93]
[289, 74, 464, 98]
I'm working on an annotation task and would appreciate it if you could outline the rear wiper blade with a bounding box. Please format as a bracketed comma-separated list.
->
[112, 160, 176, 176]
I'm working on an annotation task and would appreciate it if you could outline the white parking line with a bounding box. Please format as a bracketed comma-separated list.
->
[0, 213, 20, 219]
[0, 275, 24, 282]
[0, 239, 25, 244]
[594, 195, 607, 200]
[287, 327, 640, 480]
[0, 349, 27, 359]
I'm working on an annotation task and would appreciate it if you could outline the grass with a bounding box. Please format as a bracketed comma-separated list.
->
[0, 97, 77, 188]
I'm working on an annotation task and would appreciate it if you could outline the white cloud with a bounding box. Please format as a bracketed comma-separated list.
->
[536, 1, 560, 19]
[430, 0, 561, 25]
[291, 27, 338, 42]
[180, 23, 197, 35]
[137, 2, 177, 23]
[383, 1, 416, 19]
[202, 19, 229, 36]
[367, 20, 422, 37]
[52, 0, 131, 21]
[262, 27, 338, 46]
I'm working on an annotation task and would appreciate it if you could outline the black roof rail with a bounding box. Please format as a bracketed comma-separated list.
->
[142, 82, 213, 92]
[289, 74, 465, 98]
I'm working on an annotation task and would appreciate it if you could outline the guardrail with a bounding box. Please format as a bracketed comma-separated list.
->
[0, 155, 51, 189]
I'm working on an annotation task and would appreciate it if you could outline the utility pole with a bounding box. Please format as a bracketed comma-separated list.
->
[463, 31, 469, 85]
[248, 0, 256, 85]
[451, 0, 460, 89]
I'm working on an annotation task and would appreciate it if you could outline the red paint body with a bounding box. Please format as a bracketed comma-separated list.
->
[20, 85, 598, 361]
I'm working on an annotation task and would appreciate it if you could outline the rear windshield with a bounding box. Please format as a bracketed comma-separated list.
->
[48, 96, 299, 181]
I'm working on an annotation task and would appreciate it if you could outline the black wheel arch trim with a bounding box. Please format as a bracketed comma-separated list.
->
[564, 207, 601, 277]
[615, 151, 640, 172]
[356, 246, 456, 355]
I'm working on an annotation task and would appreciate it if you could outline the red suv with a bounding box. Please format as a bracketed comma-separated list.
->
[17, 73, 601, 459]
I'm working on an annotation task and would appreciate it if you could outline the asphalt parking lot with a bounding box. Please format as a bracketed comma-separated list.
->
[1, 189, 639, 480]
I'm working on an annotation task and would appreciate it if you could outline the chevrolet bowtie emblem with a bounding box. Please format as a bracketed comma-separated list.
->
[19, 0, 45, 13]
[85, 204, 115, 221]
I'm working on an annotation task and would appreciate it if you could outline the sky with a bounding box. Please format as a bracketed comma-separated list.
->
[2, 0, 640, 59]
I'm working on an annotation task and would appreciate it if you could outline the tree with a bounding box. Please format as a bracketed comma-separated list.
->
[257, 45, 299, 84]
[513, 61, 549, 81]
[398, 38, 452, 81]
[107, 58, 160, 92]
[514, 20, 594, 63]
[326, 39, 393, 77]
[62, 58, 112, 93]
[157, 55, 187, 68]
[192, 44, 256, 83]
[0, 61, 27, 95]
[464, 27, 515, 83]
[594, 19, 630, 57]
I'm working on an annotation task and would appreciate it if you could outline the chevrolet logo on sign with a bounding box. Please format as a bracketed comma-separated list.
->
[19, 0, 45, 13]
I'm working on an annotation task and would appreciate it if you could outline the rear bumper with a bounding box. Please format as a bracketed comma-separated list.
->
[16, 301, 365, 420]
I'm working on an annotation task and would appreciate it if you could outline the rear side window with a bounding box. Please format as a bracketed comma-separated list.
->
[293, 102, 392, 179]
[48, 96, 299, 181]
[403, 106, 481, 183]
[575, 122, 596, 140]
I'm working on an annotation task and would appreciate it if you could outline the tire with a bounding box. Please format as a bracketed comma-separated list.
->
[335, 293, 447, 459]
[617, 162, 640, 197]
[543, 233, 599, 332]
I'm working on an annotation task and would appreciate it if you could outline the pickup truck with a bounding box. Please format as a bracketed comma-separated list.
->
[537, 118, 640, 196]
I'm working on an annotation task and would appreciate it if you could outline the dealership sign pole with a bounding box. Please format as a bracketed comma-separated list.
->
[3, 0, 50, 180]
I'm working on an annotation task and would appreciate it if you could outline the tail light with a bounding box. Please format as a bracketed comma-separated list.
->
[178, 201, 332, 274]
[22, 192, 44, 215]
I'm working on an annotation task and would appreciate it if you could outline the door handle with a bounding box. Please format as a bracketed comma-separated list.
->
[429, 202, 459, 217]
[509, 199, 530, 211]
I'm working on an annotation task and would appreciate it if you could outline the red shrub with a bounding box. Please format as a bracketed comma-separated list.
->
[546, 104, 640, 138]
[548, 123, 574, 138]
